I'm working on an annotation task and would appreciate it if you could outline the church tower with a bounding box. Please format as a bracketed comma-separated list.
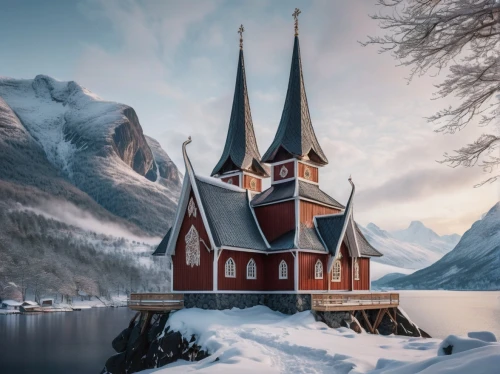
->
[211, 25, 269, 192]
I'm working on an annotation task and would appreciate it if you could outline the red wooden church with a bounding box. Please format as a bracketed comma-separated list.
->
[153, 18, 382, 296]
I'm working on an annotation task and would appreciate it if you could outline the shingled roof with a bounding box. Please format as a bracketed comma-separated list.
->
[152, 227, 171, 256]
[261, 36, 328, 165]
[298, 181, 344, 209]
[211, 48, 269, 177]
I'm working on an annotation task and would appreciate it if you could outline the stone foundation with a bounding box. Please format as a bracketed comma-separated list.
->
[184, 293, 311, 315]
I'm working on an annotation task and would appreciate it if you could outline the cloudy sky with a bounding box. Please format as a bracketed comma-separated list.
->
[1, 0, 498, 235]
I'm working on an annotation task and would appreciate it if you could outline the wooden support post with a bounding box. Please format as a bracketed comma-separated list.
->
[140, 311, 153, 335]
[393, 308, 398, 335]
[372, 308, 386, 333]
[361, 310, 374, 334]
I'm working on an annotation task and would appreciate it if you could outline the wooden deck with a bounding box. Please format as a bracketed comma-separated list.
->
[127, 293, 184, 312]
[311, 292, 399, 312]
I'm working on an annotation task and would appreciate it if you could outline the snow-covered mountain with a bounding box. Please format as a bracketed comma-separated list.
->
[381, 202, 500, 290]
[0, 75, 181, 236]
[0, 75, 181, 299]
[360, 222, 460, 270]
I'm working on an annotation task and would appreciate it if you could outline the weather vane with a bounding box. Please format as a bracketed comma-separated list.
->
[292, 8, 301, 36]
[238, 24, 244, 49]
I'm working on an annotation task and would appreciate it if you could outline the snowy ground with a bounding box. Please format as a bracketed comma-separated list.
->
[141, 306, 500, 374]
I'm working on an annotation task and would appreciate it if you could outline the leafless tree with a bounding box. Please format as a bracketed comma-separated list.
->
[362, 0, 500, 186]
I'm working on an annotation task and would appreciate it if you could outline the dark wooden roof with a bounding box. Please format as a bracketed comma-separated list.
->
[298, 181, 344, 209]
[196, 177, 268, 250]
[315, 214, 345, 257]
[211, 49, 269, 177]
[261, 36, 328, 165]
[251, 180, 295, 206]
[152, 227, 171, 256]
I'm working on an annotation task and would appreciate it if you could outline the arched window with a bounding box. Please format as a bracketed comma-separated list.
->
[185, 225, 200, 267]
[354, 258, 360, 280]
[279, 260, 288, 279]
[246, 258, 256, 279]
[225, 258, 236, 278]
[315, 259, 323, 279]
[332, 259, 341, 282]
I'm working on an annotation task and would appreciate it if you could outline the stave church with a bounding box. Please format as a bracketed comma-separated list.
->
[153, 11, 382, 303]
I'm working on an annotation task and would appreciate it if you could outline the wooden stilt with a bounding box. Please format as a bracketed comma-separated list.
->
[372, 308, 386, 333]
[140, 311, 153, 335]
[361, 310, 374, 334]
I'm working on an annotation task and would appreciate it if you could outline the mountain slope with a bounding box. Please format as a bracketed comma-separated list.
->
[0, 75, 181, 236]
[384, 202, 500, 290]
[361, 222, 459, 270]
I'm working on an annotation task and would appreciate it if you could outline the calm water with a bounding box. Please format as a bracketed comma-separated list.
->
[0, 307, 136, 374]
[0, 291, 499, 374]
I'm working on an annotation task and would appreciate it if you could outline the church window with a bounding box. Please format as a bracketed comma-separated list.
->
[227, 178, 233, 185]
[246, 258, 256, 279]
[225, 258, 236, 278]
[279, 165, 288, 178]
[279, 260, 288, 279]
[315, 259, 323, 279]
[354, 258, 360, 280]
[332, 259, 341, 282]
[188, 197, 197, 218]
[185, 225, 200, 267]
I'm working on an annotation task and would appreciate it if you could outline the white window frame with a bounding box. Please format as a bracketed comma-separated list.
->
[354, 258, 360, 280]
[246, 258, 256, 279]
[314, 259, 323, 279]
[332, 259, 341, 282]
[279, 260, 288, 280]
[225, 257, 236, 278]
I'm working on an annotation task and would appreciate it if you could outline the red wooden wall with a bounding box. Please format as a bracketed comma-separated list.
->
[298, 163, 318, 183]
[254, 201, 295, 243]
[221, 175, 240, 187]
[217, 251, 295, 291]
[298, 252, 329, 290]
[272, 161, 294, 182]
[329, 243, 352, 291]
[300, 201, 341, 228]
[172, 190, 213, 291]
[353, 258, 370, 290]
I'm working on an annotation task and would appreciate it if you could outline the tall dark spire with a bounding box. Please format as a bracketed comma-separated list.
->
[261, 12, 328, 165]
[211, 26, 269, 177]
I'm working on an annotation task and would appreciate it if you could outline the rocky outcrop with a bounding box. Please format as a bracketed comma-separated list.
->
[103, 311, 209, 374]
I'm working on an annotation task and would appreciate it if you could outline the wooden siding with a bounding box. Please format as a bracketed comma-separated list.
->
[254, 201, 295, 243]
[217, 251, 295, 291]
[272, 161, 295, 182]
[243, 175, 262, 192]
[298, 252, 329, 291]
[300, 200, 341, 228]
[265, 252, 295, 291]
[172, 191, 213, 291]
[329, 243, 352, 291]
[221, 175, 240, 187]
[298, 163, 318, 183]
[353, 258, 370, 291]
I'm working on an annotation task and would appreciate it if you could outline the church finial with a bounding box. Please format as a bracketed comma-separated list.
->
[292, 8, 301, 36]
[238, 24, 244, 49]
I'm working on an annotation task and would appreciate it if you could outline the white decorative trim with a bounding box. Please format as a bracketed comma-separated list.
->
[279, 165, 289, 178]
[314, 259, 323, 279]
[247, 191, 271, 249]
[227, 178, 234, 185]
[354, 258, 360, 281]
[304, 166, 311, 180]
[279, 260, 288, 279]
[271, 176, 295, 185]
[297, 177, 319, 185]
[188, 197, 197, 218]
[220, 171, 242, 178]
[246, 258, 256, 279]
[249, 178, 257, 190]
[294, 250, 299, 291]
[220, 246, 267, 254]
[252, 197, 295, 208]
[185, 225, 200, 267]
[270, 159, 296, 167]
[225, 257, 236, 278]
[298, 197, 343, 210]
[166, 174, 192, 256]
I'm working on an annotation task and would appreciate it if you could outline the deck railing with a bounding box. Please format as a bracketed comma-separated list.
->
[312, 293, 399, 311]
[127, 293, 184, 311]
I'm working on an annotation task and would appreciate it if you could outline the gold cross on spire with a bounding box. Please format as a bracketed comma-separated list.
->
[292, 8, 301, 36]
[238, 24, 244, 49]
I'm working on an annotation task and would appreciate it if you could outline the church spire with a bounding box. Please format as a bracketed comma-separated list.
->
[261, 9, 328, 165]
[211, 25, 269, 178]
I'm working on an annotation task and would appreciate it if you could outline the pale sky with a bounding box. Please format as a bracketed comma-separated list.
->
[1, 0, 498, 235]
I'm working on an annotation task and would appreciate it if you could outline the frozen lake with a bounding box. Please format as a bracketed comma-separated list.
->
[0, 291, 499, 374]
